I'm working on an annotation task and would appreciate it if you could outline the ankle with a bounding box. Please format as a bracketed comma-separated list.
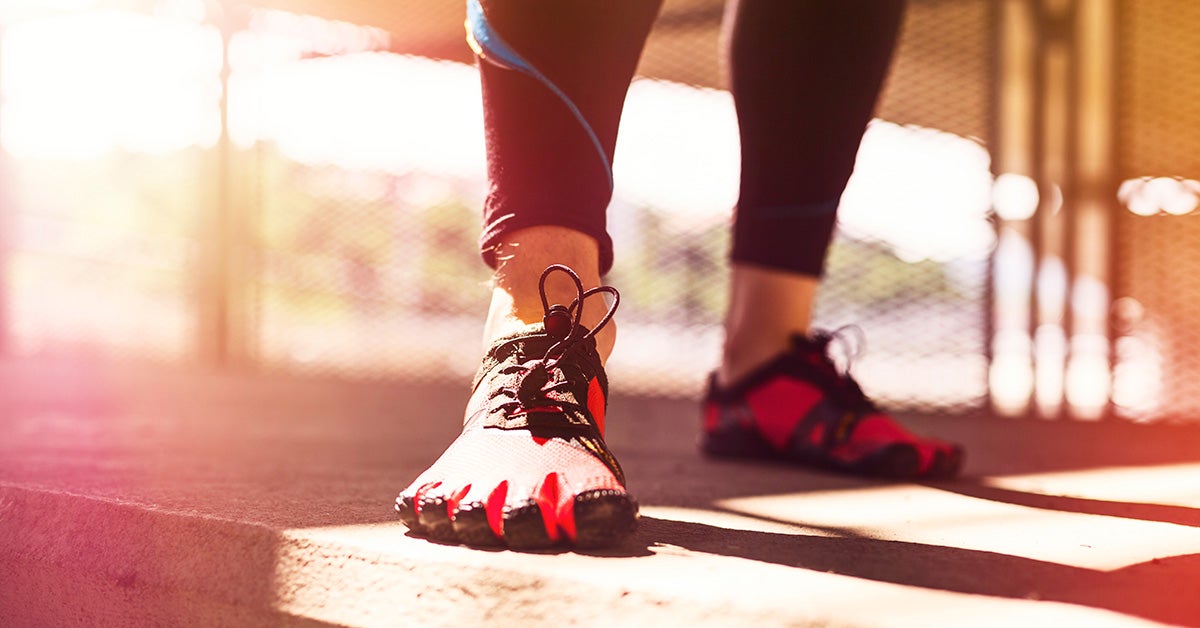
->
[718, 332, 793, 387]
[718, 265, 819, 387]
[480, 227, 616, 363]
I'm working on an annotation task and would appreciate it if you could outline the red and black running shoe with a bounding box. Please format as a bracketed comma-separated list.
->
[396, 265, 636, 549]
[701, 330, 964, 479]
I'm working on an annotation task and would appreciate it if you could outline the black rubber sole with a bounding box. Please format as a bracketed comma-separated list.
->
[573, 489, 639, 549]
[701, 423, 964, 480]
[395, 489, 638, 550]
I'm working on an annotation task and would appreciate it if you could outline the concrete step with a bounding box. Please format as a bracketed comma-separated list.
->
[2, 362, 1199, 626]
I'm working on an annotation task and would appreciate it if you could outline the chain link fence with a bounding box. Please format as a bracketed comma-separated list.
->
[1, 0, 995, 412]
[1112, 0, 1200, 422]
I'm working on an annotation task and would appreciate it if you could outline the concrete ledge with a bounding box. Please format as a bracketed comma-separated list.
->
[3, 363, 1200, 626]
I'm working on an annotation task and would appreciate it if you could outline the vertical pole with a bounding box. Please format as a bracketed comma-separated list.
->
[198, 0, 235, 366]
[989, 0, 1039, 417]
[1030, 0, 1074, 419]
[1064, 0, 1117, 419]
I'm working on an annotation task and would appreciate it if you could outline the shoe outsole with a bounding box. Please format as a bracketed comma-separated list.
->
[396, 489, 638, 550]
[700, 425, 964, 480]
[572, 489, 639, 549]
[502, 500, 556, 549]
[416, 493, 457, 541]
[928, 445, 965, 479]
[451, 502, 503, 546]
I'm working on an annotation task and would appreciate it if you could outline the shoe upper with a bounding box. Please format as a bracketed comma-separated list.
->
[460, 324, 625, 484]
[703, 330, 964, 478]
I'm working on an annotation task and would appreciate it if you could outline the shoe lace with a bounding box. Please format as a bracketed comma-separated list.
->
[492, 264, 620, 417]
[803, 325, 877, 414]
[537, 264, 620, 364]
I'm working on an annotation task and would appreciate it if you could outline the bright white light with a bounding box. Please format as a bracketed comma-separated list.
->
[3, 12, 996, 265]
[1036, 255, 1067, 324]
[230, 53, 486, 176]
[1065, 332, 1110, 420]
[840, 121, 995, 263]
[1112, 333, 1164, 418]
[718, 478, 1200, 571]
[1, 9, 222, 157]
[990, 329, 1033, 416]
[0, 0, 99, 24]
[620, 89, 996, 259]
[991, 172, 1039, 221]
[1118, 176, 1200, 216]
[985, 462, 1200, 509]
[614, 80, 740, 224]
[1034, 323, 1067, 417]
[246, 9, 389, 61]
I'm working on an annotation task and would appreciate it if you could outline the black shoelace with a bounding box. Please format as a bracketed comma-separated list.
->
[491, 264, 620, 418]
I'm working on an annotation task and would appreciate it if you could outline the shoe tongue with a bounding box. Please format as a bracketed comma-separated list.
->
[472, 324, 603, 391]
[488, 324, 557, 358]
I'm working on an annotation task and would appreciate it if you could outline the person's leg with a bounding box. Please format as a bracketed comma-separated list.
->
[705, 0, 963, 478]
[720, 0, 905, 387]
[397, 0, 662, 549]
[474, 0, 661, 361]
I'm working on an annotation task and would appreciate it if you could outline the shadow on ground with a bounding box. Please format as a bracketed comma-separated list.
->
[3, 360, 1200, 626]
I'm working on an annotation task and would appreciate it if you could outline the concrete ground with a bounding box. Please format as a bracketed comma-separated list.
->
[2, 354, 1200, 627]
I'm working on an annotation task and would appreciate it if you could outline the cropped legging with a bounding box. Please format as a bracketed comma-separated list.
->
[470, 0, 905, 277]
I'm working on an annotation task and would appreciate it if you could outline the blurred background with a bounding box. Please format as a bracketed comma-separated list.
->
[0, 0, 1196, 422]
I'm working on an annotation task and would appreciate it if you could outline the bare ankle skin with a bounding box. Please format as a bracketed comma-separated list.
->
[482, 226, 616, 363]
[718, 264, 820, 387]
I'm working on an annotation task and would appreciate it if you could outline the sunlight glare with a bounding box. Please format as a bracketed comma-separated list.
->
[990, 329, 1034, 416]
[229, 52, 485, 175]
[718, 477, 1200, 571]
[1111, 333, 1164, 418]
[841, 121, 995, 263]
[1119, 176, 1200, 216]
[992, 172, 1039, 221]
[1, 9, 221, 158]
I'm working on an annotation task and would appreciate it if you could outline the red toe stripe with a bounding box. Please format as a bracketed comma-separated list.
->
[447, 484, 471, 520]
[535, 473, 561, 543]
[412, 481, 442, 516]
[486, 481, 508, 539]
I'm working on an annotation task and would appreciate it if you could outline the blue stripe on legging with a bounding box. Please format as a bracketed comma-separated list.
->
[465, 0, 614, 191]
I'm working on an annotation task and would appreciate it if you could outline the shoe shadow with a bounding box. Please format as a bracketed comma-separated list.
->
[633, 515, 1200, 627]
[928, 479, 1200, 529]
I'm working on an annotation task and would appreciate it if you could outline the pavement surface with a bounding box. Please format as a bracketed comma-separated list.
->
[2, 353, 1200, 627]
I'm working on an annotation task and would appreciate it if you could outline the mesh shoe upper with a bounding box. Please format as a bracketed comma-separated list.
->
[397, 266, 636, 549]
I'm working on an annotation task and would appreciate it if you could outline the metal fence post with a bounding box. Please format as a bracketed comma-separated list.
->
[1065, 0, 1118, 420]
[199, 0, 242, 367]
[990, 0, 1040, 417]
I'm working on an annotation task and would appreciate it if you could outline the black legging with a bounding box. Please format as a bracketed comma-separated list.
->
[471, 0, 906, 277]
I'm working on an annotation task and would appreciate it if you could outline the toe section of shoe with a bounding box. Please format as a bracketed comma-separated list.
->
[502, 498, 557, 549]
[451, 501, 503, 546]
[394, 493, 420, 531]
[499, 472, 561, 549]
[416, 485, 458, 542]
[567, 488, 638, 549]
[449, 483, 504, 546]
[927, 442, 965, 479]
[396, 480, 443, 534]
